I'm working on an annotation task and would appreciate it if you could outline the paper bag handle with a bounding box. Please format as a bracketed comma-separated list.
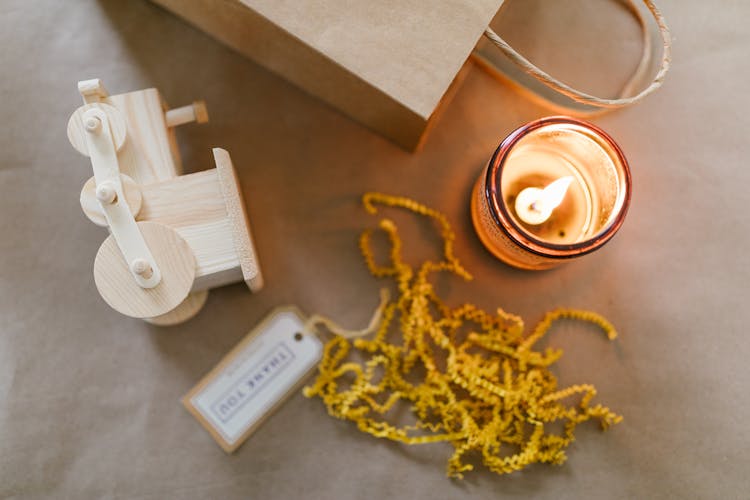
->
[482, 0, 671, 109]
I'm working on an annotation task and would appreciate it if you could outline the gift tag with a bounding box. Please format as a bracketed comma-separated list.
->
[182, 307, 322, 452]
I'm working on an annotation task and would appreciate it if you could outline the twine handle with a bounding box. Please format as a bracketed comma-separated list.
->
[483, 0, 671, 109]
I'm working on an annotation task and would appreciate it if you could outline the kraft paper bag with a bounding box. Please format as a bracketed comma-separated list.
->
[151, 0, 505, 151]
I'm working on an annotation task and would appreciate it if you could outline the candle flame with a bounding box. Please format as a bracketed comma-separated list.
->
[532, 176, 574, 213]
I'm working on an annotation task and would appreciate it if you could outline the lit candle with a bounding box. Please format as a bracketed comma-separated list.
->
[514, 176, 574, 226]
[471, 116, 631, 270]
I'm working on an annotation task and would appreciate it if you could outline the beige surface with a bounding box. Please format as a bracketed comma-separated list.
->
[1, 0, 748, 498]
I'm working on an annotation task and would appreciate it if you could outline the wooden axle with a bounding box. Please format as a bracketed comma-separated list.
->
[165, 101, 209, 127]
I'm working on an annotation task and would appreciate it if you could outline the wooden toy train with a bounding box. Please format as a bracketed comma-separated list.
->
[67, 79, 262, 325]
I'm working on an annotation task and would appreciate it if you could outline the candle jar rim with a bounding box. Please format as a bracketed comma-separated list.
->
[485, 116, 632, 259]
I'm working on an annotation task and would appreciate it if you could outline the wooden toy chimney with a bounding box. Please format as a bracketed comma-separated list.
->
[67, 79, 262, 325]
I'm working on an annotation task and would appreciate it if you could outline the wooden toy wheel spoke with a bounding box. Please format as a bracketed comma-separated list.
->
[94, 221, 196, 318]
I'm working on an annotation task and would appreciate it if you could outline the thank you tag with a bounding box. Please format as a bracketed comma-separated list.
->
[183, 307, 323, 452]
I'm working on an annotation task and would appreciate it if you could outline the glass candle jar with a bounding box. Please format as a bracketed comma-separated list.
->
[471, 116, 631, 270]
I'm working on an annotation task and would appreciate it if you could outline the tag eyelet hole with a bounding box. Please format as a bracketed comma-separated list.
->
[294, 332, 303, 342]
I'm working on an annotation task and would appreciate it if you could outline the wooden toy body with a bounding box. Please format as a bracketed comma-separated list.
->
[136, 156, 262, 292]
[68, 79, 262, 325]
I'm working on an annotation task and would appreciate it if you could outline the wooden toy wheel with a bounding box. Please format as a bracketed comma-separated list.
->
[80, 174, 142, 227]
[67, 102, 127, 155]
[145, 291, 209, 326]
[93, 221, 196, 318]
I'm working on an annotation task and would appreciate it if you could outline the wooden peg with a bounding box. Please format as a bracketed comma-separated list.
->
[165, 100, 209, 127]
[78, 79, 109, 104]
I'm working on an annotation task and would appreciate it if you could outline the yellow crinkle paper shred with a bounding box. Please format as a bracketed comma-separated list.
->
[303, 193, 622, 478]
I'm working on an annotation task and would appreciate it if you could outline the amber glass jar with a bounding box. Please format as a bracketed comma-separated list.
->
[471, 117, 631, 270]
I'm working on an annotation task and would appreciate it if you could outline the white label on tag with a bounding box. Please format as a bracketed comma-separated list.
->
[182, 307, 322, 452]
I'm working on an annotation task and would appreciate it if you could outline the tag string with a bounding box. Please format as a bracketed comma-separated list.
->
[482, 0, 671, 109]
[304, 288, 391, 340]
[304, 193, 621, 478]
